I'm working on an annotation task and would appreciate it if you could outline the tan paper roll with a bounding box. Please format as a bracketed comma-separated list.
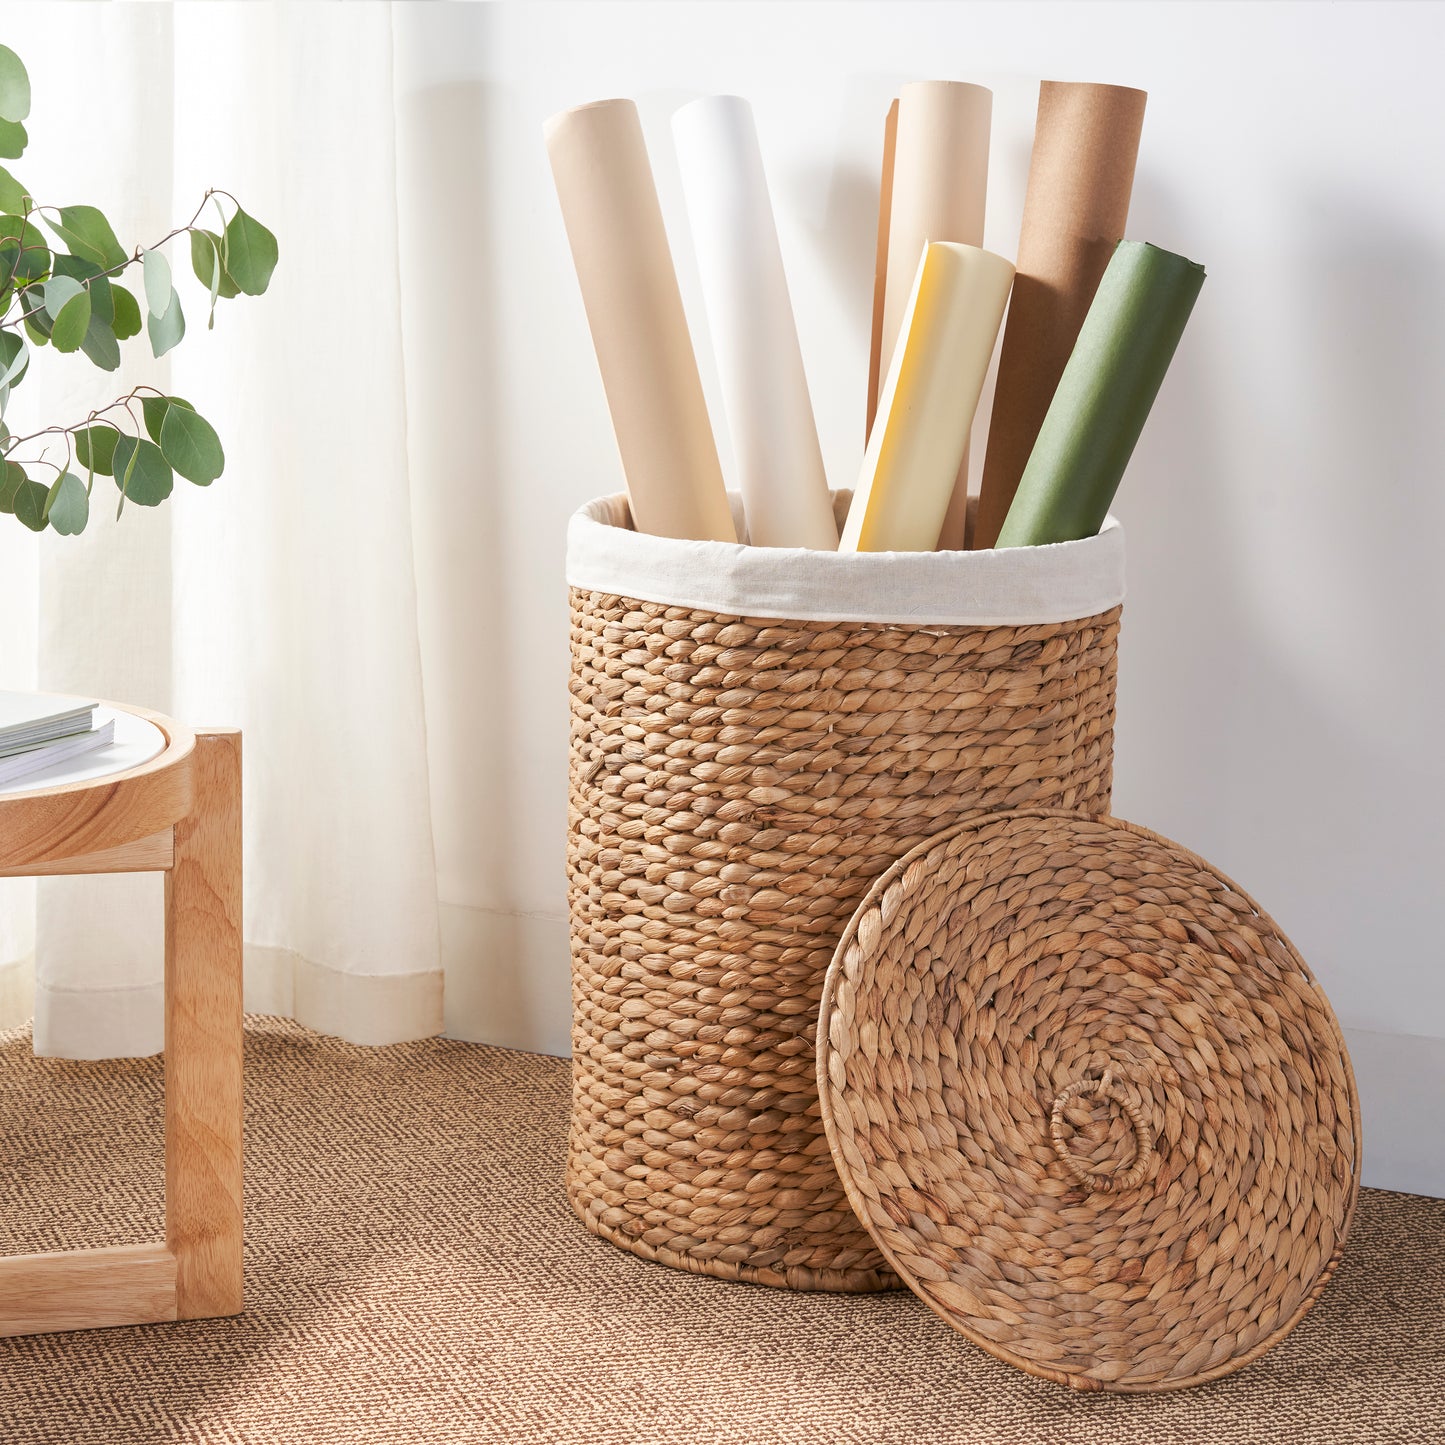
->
[972, 80, 1146, 550]
[865, 99, 899, 443]
[545, 99, 736, 543]
[875, 81, 992, 549]
[841, 242, 1014, 553]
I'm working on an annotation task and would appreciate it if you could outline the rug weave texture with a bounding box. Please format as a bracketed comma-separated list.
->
[0, 1017, 1440, 1444]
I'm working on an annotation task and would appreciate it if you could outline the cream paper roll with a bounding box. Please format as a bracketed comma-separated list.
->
[672, 96, 837, 549]
[544, 99, 736, 543]
[841, 242, 1014, 553]
[876, 81, 993, 549]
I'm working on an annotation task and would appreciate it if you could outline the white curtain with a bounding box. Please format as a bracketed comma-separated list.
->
[0, 1, 444, 1056]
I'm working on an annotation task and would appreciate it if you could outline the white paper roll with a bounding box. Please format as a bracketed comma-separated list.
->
[841, 242, 1014, 553]
[672, 96, 838, 549]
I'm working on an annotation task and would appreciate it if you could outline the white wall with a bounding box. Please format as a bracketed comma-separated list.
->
[393, 1, 1445, 1195]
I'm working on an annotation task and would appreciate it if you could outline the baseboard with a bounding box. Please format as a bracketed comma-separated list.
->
[245, 945, 444, 1047]
[440, 902, 571, 1056]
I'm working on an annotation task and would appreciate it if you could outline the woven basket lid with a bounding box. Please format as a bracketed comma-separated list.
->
[817, 809, 1361, 1392]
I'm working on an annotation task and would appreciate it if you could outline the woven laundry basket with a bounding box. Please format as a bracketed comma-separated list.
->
[565, 491, 1127, 1291]
[818, 810, 1361, 1387]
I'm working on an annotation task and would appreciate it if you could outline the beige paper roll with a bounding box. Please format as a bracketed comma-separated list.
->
[865, 99, 899, 443]
[972, 81, 1146, 550]
[875, 81, 992, 548]
[841, 242, 1014, 553]
[545, 99, 736, 543]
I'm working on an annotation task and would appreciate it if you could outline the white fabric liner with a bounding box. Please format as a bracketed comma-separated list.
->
[567, 491, 1125, 625]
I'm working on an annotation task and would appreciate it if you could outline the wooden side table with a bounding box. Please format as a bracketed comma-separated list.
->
[0, 705, 242, 1336]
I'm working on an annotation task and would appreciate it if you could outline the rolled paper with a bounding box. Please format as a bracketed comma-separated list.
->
[994, 240, 1205, 549]
[865, 98, 899, 442]
[544, 99, 736, 543]
[672, 96, 837, 549]
[973, 80, 1147, 550]
[877, 80, 991, 547]
[841, 242, 1014, 553]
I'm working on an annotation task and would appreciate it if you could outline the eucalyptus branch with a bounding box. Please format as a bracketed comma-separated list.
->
[0, 40, 274, 534]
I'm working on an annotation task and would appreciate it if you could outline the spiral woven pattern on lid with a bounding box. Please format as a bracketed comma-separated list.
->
[818, 810, 1360, 1385]
[567, 593, 1119, 1291]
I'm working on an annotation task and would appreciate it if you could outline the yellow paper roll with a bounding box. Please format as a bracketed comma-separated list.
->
[841, 242, 1014, 553]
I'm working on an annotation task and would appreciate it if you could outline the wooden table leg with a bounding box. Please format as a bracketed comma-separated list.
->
[164, 728, 244, 1319]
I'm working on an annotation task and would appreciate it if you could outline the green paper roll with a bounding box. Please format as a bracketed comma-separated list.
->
[994, 240, 1205, 549]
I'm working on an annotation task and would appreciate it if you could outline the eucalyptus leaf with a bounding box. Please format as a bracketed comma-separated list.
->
[189, 228, 239, 299]
[52, 253, 113, 325]
[44, 470, 87, 534]
[147, 287, 185, 357]
[160, 403, 222, 485]
[22, 311, 47, 346]
[0, 458, 22, 510]
[110, 282, 142, 340]
[46, 205, 127, 272]
[75, 423, 120, 476]
[42, 273, 83, 322]
[0, 214, 49, 283]
[142, 246, 171, 319]
[221, 207, 277, 295]
[50, 288, 90, 353]
[0, 119, 27, 161]
[0, 45, 30, 125]
[0, 330, 28, 389]
[79, 312, 120, 370]
[0, 164, 27, 213]
[13, 475, 47, 531]
[112, 434, 173, 508]
[142, 393, 193, 443]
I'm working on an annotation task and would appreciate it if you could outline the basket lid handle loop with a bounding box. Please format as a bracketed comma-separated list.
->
[1048, 1070, 1154, 1193]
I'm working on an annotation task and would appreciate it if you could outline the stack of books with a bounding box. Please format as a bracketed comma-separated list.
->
[0, 692, 116, 787]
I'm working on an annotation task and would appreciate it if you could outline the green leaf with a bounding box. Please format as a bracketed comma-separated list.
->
[44, 471, 88, 534]
[0, 119, 27, 161]
[51, 253, 113, 325]
[112, 434, 173, 508]
[79, 312, 120, 370]
[160, 403, 222, 485]
[46, 205, 127, 272]
[142, 246, 171, 318]
[75, 424, 120, 476]
[0, 46, 30, 125]
[22, 311, 48, 345]
[189, 228, 239, 300]
[42, 272, 83, 321]
[220, 207, 277, 296]
[0, 330, 28, 389]
[52, 293, 91, 355]
[141, 393, 192, 443]
[110, 282, 142, 340]
[147, 287, 184, 357]
[0, 214, 50, 283]
[13, 475, 47, 531]
[0, 164, 27, 212]
[0, 459, 22, 510]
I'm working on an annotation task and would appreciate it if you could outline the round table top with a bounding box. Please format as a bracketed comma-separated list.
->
[0, 706, 167, 799]
[0, 699, 196, 870]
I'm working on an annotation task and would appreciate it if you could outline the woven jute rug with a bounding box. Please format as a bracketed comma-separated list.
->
[0, 1017, 1440, 1444]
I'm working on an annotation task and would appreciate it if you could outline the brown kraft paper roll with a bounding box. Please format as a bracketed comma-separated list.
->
[545, 99, 736, 543]
[972, 81, 1146, 550]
